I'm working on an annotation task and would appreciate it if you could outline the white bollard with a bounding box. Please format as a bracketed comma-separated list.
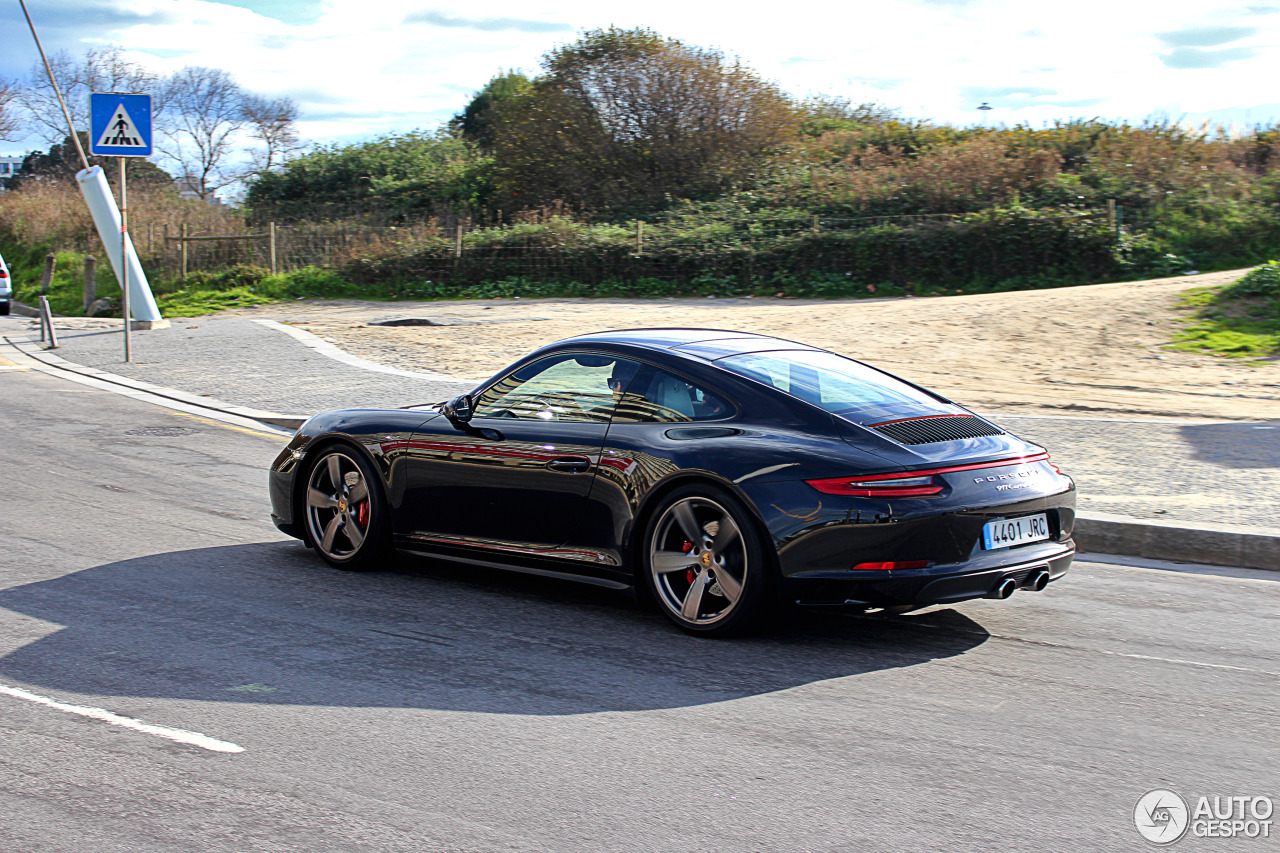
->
[75, 166, 162, 322]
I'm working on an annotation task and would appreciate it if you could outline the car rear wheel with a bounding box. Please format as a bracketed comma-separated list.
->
[0, 301, 10, 316]
[644, 484, 770, 637]
[303, 446, 388, 571]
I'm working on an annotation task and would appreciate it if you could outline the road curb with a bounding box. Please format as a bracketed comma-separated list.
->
[8, 300, 42, 318]
[1075, 512, 1280, 572]
[2, 336, 307, 431]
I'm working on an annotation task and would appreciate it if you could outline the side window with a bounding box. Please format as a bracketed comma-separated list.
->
[612, 367, 733, 423]
[472, 353, 642, 423]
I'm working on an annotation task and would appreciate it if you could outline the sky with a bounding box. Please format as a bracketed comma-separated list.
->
[3, 0, 1280, 158]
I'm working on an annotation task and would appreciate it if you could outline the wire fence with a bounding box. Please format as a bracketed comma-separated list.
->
[338, 210, 1117, 291]
[137, 208, 1113, 284]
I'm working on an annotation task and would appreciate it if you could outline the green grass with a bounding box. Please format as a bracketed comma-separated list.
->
[1169, 265, 1280, 359]
[6, 246, 97, 316]
[155, 286, 279, 317]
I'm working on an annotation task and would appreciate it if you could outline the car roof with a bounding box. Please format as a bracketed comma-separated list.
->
[557, 328, 823, 361]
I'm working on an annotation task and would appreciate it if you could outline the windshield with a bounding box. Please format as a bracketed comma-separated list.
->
[716, 349, 951, 422]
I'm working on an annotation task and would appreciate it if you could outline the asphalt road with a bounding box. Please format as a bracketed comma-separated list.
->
[1, 364, 1277, 852]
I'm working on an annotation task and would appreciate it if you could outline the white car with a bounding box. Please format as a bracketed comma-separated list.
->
[0, 251, 11, 315]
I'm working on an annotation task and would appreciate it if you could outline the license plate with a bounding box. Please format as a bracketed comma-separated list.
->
[982, 513, 1050, 550]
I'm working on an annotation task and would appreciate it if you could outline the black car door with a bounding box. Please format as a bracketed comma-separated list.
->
[400, 353, 641, 551]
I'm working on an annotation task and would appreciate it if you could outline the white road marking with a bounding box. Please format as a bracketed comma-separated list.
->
[1108, 652, 1268, 674]
[0, 683, 245, 754]
[252, 318, 462, 382]
[974, 632, 1280, 677]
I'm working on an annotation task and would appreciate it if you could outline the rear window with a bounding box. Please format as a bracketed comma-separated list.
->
[716, 350, 948, 421]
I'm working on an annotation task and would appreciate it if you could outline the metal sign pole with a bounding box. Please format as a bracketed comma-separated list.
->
[120, 156, 131, 362]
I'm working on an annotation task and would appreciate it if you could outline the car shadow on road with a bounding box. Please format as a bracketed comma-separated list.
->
[0, 542, 989, 715]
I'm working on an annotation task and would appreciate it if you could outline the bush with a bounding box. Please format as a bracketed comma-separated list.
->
[1226, 259, 1280, 298]
[0, 238, 94, 315]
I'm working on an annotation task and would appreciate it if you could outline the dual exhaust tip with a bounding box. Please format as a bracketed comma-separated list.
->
[987, 569, 1051, 599]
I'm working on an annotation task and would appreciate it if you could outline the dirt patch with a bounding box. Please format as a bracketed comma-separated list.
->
[233, 269, 1279, 421]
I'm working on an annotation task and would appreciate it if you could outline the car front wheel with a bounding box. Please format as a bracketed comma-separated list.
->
[303, 446, 388, 571]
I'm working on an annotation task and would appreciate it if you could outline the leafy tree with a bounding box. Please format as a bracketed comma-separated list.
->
[491, 27, 800, 217]
[451, 71, 532, 150]
[8, 133, 174, 192]
[245, 131, 487, 223]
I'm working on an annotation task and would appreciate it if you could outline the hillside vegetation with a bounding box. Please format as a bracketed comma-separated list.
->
[2, 27, 1279, 326]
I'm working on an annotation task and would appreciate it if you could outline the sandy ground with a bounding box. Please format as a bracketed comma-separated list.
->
[227, 268, 1278, 422]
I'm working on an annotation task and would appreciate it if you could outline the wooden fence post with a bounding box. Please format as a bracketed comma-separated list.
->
[455, 220, 464, 258]
[812, 215, 820, 235]
[83, 255, 96, 311]
[1107, 199, 1117, 240]
[636, 220, 644, 254]
[180, 223, 189, 280]
[269, 221, 278, 275]
[41, 253, 56, 295]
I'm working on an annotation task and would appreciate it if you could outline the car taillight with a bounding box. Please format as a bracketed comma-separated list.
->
[805, 473, 942, 497]
[807, 452, 1056, 497]
[852, 560, 930, 571]
[0, 269, 8, 278]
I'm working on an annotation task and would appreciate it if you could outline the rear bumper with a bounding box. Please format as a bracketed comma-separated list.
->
[785, 543, 1075, 607]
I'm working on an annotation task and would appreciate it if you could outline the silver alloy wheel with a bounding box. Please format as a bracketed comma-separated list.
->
[649, 496, 748, 626]
[305, 451, 372, 561]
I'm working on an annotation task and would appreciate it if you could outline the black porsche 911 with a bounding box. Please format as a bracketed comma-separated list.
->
[269, 328, 1075, 636]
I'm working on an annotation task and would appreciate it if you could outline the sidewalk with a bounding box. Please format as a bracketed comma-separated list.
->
[4, 312, 1277, 570]
[4, 314, 470, 414]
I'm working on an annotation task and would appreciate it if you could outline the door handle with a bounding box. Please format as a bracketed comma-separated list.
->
[546, 456, 592, 473]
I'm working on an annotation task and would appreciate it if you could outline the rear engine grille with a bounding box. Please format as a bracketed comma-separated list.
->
[872, 415, 1004, 445]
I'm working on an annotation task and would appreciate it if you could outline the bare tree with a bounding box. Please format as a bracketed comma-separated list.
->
[17, 46, 158, 144]
[157, 66, 247, 199]
[240, 94, 304, 174]
[0, 78, 20, 142]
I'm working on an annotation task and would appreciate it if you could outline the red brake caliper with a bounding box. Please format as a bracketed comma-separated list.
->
[683, 541, 694, 585]
[356, 500, 370, 528]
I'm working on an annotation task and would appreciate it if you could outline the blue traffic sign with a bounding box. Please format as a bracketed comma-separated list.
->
[90, 93, 153, 157]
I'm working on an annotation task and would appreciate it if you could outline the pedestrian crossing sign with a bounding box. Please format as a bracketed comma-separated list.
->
[90, 93, 153, 157]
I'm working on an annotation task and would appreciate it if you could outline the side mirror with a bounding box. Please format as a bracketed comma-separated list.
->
[442, 393, 474, 423]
